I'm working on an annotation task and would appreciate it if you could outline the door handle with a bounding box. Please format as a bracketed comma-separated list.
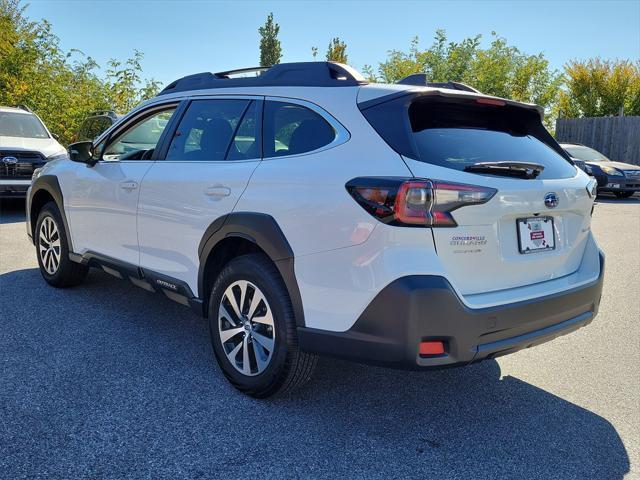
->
[119, 181, 139, 191]
[204, 186, 231, 198]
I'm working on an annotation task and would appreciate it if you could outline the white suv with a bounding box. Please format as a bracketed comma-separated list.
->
[1, 106, 67, 198]
[26, 62, 604, 397]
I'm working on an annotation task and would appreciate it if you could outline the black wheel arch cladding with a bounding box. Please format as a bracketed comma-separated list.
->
[198, 212, 306, 327]
[29, 175, 74, 250]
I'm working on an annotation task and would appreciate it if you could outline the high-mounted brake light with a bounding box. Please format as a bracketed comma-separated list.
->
[346, 178, 496, 227]
[476, 98, 506, 107]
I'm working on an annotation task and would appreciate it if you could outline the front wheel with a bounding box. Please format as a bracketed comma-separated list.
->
[208, 253, 317, 398]
[614, 191, 635, 199]
[35, 202, 88, 287]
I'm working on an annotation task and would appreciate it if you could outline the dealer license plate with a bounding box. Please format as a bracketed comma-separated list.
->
[516, 216, 555, 254]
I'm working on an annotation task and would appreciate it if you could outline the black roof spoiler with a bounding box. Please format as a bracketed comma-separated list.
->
[396, 74, 481, 93]
[158, 62, 368, 96]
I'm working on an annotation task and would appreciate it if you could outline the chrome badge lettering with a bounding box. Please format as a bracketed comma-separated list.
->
[450, 235, 487, 247]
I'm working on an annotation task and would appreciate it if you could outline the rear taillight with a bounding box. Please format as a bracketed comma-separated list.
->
[346, 178, 496, 227]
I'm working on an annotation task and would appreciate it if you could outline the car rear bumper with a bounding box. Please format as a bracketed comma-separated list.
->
[0, 179, 31, 198]
[298, 251, 605, 369]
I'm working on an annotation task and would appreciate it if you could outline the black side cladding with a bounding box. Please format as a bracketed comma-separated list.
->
[28, 175, 73, 248]
[198, 213, 306, 327]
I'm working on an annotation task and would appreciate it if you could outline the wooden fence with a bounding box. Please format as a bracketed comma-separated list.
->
[555, 116, 640, 166]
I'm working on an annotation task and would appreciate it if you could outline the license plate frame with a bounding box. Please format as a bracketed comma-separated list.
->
[516, 216, 555, 254]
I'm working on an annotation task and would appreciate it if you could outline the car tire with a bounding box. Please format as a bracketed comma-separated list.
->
[35, 202, 88, 287]
[614, 191, 635, 199]
[208, 253, 317, 398]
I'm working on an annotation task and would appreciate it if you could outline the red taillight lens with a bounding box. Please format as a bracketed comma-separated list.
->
[395, 181, 432, 224]
[346, 178, 496, 227]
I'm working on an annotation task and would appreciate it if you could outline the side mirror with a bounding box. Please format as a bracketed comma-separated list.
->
[68, 141, 95, 165]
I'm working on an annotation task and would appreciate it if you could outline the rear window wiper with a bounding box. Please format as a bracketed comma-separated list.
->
[463, 161, 545, 179]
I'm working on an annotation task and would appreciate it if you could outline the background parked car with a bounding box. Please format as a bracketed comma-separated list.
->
[561, 143, 640, 199]
[74, 110, 119, 143]
[0, 105, 67, 198]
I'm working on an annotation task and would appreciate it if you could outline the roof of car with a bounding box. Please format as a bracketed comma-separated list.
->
[0, 106, 33, 114]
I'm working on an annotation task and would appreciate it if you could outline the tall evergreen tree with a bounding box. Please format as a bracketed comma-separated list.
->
[326, 37, 348, 63]
[258, 13, 282, 67]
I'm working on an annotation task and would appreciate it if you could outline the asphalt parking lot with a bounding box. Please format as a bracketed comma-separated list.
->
[1, 196, 638, 479]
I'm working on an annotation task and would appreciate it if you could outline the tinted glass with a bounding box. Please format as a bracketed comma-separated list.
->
[263, 101, 335, 158]
[0, 112, 49, 138]
[90, 117, 113, 139]
[563, 145, 609, 162]
[166, 99, 251, 161]
[409, 100, 576, 179]
[79, 117, 112, 141]
[228, 101, 260, 160]
[103, 108, 175, 161]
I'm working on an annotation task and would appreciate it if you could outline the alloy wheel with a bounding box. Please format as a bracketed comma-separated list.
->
[39, 216, 61, 275]
[218, 280, 275, 376]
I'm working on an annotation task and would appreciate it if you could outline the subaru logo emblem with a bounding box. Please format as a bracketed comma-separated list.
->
[2, 156, 18, 165]
[544, 192, 559, 209]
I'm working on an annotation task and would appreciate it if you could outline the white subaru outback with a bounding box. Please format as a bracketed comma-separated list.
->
[26, 62, 604, 397]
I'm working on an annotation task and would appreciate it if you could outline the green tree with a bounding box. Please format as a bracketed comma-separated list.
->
[326, 37, 348, 63]
[558, 58, 640, 117]
[258, 13, 282, 67]
[373, 31, 562, 128]
[0, 0, 159, 144]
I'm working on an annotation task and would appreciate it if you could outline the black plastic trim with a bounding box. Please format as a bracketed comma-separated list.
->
[298, 253, 605, 369]
[70, 251, 202, 313]
[28, 175, 72, 248]
[158, 62, 367, 96]
[152, 100, 190, 160]
[198, 212, 305, 326]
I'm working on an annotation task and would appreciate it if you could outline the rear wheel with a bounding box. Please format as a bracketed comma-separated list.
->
[208, 253, 317, 398]
[614, 191, 635, 199]
[35, 202, 88, 287]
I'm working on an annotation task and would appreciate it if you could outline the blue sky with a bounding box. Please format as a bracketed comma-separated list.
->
[27, 0, 640, 87]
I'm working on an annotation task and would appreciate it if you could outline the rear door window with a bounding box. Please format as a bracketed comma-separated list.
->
[263, 101, 336, 158]
[166, 99, 258, 161]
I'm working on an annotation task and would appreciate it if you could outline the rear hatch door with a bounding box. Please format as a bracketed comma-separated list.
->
[360, 91, 595, 295]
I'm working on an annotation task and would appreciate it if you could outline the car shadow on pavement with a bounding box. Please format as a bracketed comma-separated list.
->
[0, 198, 26, 224]
[0, 267, 630, 479]
[596, 193, 639, 204]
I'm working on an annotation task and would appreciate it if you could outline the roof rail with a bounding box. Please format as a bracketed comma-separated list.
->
[158, 62, 368, 96]
[15, 104, 33, 113]
[396, 74, 481, 93]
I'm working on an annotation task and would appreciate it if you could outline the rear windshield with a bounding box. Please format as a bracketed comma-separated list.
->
[563, 145, 609, 162]
[360, 95, 576, 180]
[0, 112, 49, 138]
